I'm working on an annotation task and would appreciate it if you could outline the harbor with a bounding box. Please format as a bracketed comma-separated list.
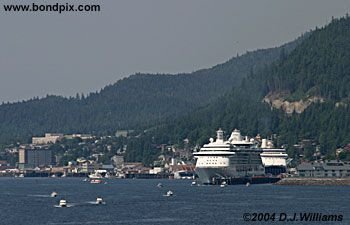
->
[2, 129, 350, 186]
[0, 177, 349, 225]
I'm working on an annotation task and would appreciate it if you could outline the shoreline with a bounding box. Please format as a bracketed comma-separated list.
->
[276, 177, 350, 186]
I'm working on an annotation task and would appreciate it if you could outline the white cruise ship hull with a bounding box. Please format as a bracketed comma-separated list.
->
[195, 166, 265, 184]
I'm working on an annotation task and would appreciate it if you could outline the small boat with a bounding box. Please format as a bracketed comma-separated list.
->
[220, 181, 227, 188]
[90, 179, 103, 184]
[246, 182, 251, 187]
[157, 183, 163, 188]
[51, 192, 58, 197]
[88, 172, 103, 179]
[83, 178, 88, 182]
[191, 181, 197, 186]
[59, 199, 67, 207]
[18, 174, 24, 178]
[96, 197, 103, 204]
[164, 190, 173, 197]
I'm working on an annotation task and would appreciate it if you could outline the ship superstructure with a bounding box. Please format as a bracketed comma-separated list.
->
[260, 139, 288, 175]
[193, 129, 265, 184]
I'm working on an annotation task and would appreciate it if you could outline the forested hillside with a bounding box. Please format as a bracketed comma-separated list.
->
[145, 16, 350, 162]
[0, 37, 303, 144]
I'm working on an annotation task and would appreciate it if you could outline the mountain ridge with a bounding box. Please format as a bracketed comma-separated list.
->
[0, 36, 304, 144]
[145, 16, 350, 163]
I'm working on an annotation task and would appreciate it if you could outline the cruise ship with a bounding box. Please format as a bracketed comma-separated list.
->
[193, 129, 266, 184]
[260, 139, 288, 175]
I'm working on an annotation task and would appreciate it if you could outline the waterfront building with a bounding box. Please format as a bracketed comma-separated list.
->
[18, 145, 54, 169]
[297, 160, 350, 177]
[111, 155, 124, 169]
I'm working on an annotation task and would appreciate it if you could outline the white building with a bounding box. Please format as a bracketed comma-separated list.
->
[32, 133, 63, 145]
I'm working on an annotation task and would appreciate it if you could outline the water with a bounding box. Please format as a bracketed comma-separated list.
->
[0, 178, 349, 225]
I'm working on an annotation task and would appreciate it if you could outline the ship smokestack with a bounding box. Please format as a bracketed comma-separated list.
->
[216, 128, 224, 141]
[262, 139, 267, 148]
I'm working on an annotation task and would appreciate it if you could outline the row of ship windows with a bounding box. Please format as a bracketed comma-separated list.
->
[200, 159, 226, 165]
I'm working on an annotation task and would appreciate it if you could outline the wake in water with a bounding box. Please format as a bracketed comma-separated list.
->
[86, 201, 106, 205]
[53, 204, 75, 208]
[27, 194, 53, 198]
[53, 200, 106, 208]
[54, 202, 106, 208]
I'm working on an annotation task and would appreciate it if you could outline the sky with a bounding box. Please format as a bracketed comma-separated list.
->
[1, 0, 350, 103]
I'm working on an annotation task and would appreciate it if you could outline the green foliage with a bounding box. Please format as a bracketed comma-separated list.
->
[0, 37, 301, 145]
[265, 17, 350, 100]
[339, 152, 350, 161]
[147, 16, 350, 160]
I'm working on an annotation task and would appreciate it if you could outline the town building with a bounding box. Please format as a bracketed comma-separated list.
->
[18, 145, 54, 169]
[32, 133, 63, 145]
[111, 155, 124, 169]
[65, 134, 94, 140]
[115, 130, 129, 137]
[297, 160, 350, 177]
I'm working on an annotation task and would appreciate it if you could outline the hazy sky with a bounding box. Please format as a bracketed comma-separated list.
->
[1, 0, 350, 102]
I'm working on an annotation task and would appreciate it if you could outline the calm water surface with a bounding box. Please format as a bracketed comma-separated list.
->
[0, 178, 349, 225]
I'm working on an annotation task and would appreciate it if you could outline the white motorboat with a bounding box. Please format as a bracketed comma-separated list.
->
[164, 190, 173, 197]
[88, 172, 103, 179]
[90, 179, 103, 184]
[59, 199, 67, 207]
[96, 197, 103, 204]
[220, 181, 227, 188]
